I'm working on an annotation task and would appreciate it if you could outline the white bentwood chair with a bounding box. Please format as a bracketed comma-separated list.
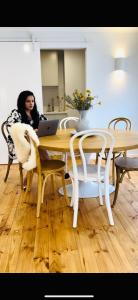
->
[59, 117, 79, 130]
[59, 117, 79, 173]
[69, 129, 115, 228]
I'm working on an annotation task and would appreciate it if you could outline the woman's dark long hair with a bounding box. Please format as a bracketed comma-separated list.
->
[17, 90, 39, 129]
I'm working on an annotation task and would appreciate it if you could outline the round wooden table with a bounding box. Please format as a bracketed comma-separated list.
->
[39, 128, 138, 198]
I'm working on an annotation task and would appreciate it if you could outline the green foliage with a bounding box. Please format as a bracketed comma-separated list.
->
[65, 89, 101, 110]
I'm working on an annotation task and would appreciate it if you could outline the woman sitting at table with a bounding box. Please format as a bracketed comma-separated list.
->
[6, 90, 50, 162]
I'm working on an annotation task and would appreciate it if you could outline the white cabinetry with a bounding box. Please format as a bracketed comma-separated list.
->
[41, 51, 58, 86]
[64, 49, 85, 94]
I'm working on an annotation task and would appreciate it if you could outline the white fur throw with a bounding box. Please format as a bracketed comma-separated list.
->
[10, 123, 40, 171]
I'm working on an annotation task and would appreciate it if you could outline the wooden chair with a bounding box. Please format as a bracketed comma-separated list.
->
[112, 157, 138, 207]
[25, 137, 67, 218]
[108, 117, 131, 184]
[1, 121, 24, 189]
[96, 117, 132, 185]
[108, 117, 131, 131]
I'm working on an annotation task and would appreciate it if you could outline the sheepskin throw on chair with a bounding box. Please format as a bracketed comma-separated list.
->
[10, 123, 39, 171]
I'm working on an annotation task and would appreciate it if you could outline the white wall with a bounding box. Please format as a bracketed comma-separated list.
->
[0, 29, 138, 164]
[85, 31, 138, 130]
[0, 42, 43, 163]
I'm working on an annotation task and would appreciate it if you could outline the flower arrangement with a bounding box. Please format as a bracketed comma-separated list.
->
[65, 89, 101, 111]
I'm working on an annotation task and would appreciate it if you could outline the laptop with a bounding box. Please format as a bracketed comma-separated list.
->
[37, 119, 59, 137]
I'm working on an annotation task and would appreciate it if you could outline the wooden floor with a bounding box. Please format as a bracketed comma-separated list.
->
[0, 162, 138, 273]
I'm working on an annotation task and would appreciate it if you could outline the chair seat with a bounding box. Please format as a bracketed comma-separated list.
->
[41, 159, 65, 173]
[69, 164, 105, 181]
[115, 157, 138, 170]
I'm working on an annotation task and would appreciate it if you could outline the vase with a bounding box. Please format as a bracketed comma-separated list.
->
[75, 109, 91, 132]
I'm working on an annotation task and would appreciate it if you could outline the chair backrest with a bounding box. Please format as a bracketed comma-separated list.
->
[59, 117, 79, 129]
[25, 133, 42, 174]
[1, 121, 12, 159]
[69, 129, 115, 181]
[32, 139, 42, 174]
[1, 121, 10, 144]
[108, 117, 131, 131]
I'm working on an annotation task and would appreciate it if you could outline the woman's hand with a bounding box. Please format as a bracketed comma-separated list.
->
[34, 129, 38, 132]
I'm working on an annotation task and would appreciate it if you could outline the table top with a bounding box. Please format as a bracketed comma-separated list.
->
[39, 128, 138, 153]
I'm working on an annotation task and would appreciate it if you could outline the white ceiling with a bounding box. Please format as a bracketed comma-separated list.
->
[0, 27, 137, 41]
